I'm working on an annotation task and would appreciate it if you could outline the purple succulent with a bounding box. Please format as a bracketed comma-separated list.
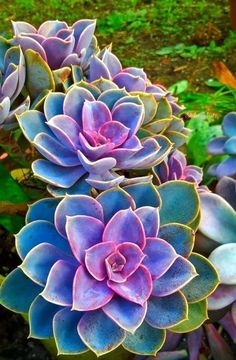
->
[10, 20, 97, 70]
[18, 83, 172, 191]
[207, 112, 236, 179]
[0, 44, 30, 130]
[153, 150, 203, 185]
[88, 49, 189, 148]
[89, 49, 183, 115]
[0, 183, 218, 356]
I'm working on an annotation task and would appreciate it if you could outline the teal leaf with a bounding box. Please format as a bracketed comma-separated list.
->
[182, 253, 219, 303]
[157, 180, 199, 226]
[123, 321, 165, 355]
[124, 181, 161, 208]
[25, 49, 55, 99]
[0, 268, 42, 313]
[159, 223, 194, 257]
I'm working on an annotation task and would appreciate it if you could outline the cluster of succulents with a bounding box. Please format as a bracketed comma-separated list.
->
[0, 18, 235, 360]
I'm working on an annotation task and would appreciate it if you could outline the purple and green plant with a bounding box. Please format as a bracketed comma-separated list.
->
[153, 150, 203, 185]
[0, 41, 30, 130]
[89, 49, 183, 114]
[207, 112, 236, 178]
[10, 20, 97, 71]
[18, 82, 173, 192]
[88, 49, 189, 148]
[0, 181, 219, 357]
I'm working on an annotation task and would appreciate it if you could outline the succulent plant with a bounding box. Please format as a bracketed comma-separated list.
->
[88, 49, 189, 148]
[0, 42, 30, 130]
[10, 20, 97, 70]
[18, 82, 173, 192]
[89, 49, 183, 114]
[0, 181, 219, 357]
[207, 112, 236, 178]
[153, 150, 203, 185]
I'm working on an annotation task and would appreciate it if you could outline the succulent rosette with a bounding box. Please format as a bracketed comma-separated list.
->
[89, 48, 182, 114]
[10, 19, 97, 70]
[18, 82, 173, 192]
[0, 181, 219, 357]
[153, 149, 203, 185]
[207, 112, 236, 179]
[0, 41, 29, 130]
[88, 49, 189, 148]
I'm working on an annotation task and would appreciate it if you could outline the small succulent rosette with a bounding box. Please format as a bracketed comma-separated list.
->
[0, 41, 30, 130]
[18, 82, 173, 193]
[0, 181, 219, 357]
[89, 48, 182, 113]
[10, 20, 97, 70]
[153, 149, 203, 185]
[207, 112, 236, 178]
[88, 49, 189, 148]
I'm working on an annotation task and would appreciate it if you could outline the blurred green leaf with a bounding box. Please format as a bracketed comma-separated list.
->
[169, 80, 188, 95]
[187, 113, 222, 166]
[0, 163, 29, 233]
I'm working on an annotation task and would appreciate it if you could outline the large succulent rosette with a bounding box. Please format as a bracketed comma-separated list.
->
[0, 181, 219, 357]
[88, 49, 189, 148]
[0, 42, 29, 130]
[18, 82, 173, 192]
[10, 20, 97, 70]
[207, 112, 236, 178]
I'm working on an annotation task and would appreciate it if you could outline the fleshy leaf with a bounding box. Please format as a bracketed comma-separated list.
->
[199, 192, 236, 245]
[158, 223, 194, 257]
[103, 295, 147, 333]
[20, 243, 74, 285]
[181, 253, 219, 303]
[53, 308, 88, 355]
[29, 295, 62, 338]
[96, 187, 135, 224]
[25, 49, 55, 99]
[157, 181, 199, 225]
[208, 243, 236, 284]
[208, 284, 236, 310]
[42, 260, 77, 306]
[146, 292, 188, 329]
[123, 321, 166, 355]
[16, 220, 71, 260]
[0, 268, 42, 313]
[169, 299, 208, 333]
[26, 198, 60, 224]
[124, 182, 161, 208]
[78, 310, 125, 356]
[152, 257, 197, 297]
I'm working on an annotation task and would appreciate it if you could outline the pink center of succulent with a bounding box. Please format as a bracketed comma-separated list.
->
[105, 251, 126, 276]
